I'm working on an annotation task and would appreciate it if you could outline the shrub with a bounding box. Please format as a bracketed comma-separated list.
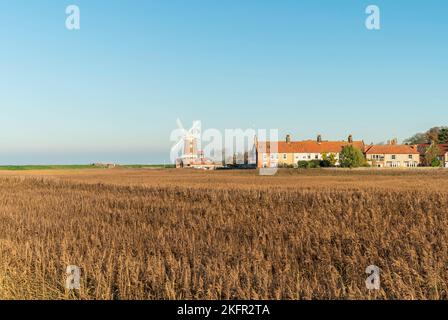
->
[339, 145, 367, 168]
[297, 161, 309, 169]
[426, 143, 442, 167]
[278, 163, 295, 168]
[431, 157, 442, 167]
[319, 160, 332, 168]
[308, 160, 321, 168]
[321, 153, 337, 167]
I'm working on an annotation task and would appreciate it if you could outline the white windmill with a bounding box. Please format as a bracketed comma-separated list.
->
[170, 119, 202, 166]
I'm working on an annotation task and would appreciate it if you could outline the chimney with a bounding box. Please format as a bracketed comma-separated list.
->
[317, 134, 322, 143]
[348, 134, 353, 143]
[391, 138, 397, 145]
[286, 134, 291, 143]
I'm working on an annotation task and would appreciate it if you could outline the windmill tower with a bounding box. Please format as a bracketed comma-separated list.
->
[172, 120, 201, 167]
[183, 135, 198, 158]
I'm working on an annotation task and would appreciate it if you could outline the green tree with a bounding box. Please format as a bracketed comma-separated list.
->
[339, 146, 366, 168]
[404, 126, 448, 144]
[427, 127, 440, 143]
[404, 132, 428, 144]
[322, 153, 337, 167]
[425, 143, 442, 167]
[438, 127, 448, 144]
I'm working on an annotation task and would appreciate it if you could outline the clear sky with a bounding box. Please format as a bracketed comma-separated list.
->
[1, 0, 447, 164]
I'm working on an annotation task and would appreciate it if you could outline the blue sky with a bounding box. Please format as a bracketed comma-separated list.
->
[0, 0, 447, 164]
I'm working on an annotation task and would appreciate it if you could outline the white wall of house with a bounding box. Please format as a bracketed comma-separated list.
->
[367, 154, 419, 167]
[366, 154, 385, 167]
[294, 153, 320, 161]
[262, 153, 278, 167]
[293, 153, 340, 162]
[262, 152, 342, 167]
[260, 153, 268, 167]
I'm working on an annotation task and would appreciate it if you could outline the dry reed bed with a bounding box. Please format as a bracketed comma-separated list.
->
[3, 167, 448, 190]
[0, 175, 447, 300]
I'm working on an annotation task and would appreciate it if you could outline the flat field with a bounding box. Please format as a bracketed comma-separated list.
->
[0, 168, 447, 299]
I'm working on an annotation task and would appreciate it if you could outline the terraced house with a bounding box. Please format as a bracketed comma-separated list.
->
[256, 135, 365, 168]
[365, 143, 420, 168]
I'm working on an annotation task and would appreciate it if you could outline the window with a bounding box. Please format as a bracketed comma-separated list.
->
[371, 154, 385, 161]
[263, 154, 267, 160]
[283, 154, 287, 160]
[389, 161, 400, 167]
[392, 155, 396, 160]
[408, 155, 413, 159]
[315, 154, 319, 159]
[307, 154, 311, 159]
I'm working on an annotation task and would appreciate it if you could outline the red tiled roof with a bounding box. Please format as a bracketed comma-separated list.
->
[417, 144, 448, 156]
[257, 140, 364, 154]
[365, 144, 419, 155]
